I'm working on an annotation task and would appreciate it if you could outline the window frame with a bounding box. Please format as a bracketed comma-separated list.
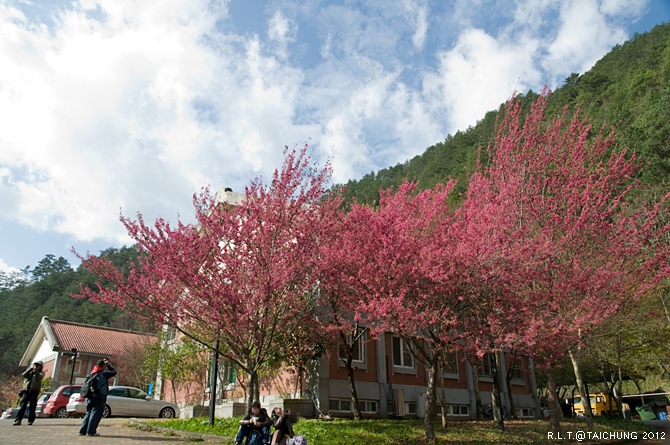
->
[338, 331, 367, 369]
[328, 398, 378, 414]
[477, 353, 494, 380]
[442, 350, 459, 378]
[63, 357, 82, 376]
[440, 404, 470, 417]
[392, 336, 416, 374]
[510, 358, 525, 384]
[515, 407, 535, 418]
[406, 402, 417, 415]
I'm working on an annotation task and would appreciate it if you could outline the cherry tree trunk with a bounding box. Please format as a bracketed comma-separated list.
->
[546, 371, 561, 433]
[468, 355, 484, 420]
[438, 361, 448, 430]
[490, 352, 504, 430]
[505, 357, 517, 419]
[423, 362, 439, 444]
[345, 357, 362, 420]
[246, 370, 260, 412]
[568, 349, 593, 425]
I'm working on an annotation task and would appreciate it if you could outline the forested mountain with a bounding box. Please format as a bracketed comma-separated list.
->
[0, 247, 148, 375]
[341, 23, 670, 204]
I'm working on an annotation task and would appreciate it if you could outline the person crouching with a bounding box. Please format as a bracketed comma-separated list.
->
[270, 407, 294, 445]
[235, 401, 271, 445]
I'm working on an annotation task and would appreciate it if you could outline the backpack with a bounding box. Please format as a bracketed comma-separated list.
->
[80, 373, 101, 399]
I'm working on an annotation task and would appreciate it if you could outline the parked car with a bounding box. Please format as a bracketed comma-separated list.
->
[67, 386, 179, 419]
[1, 407, 21, 419]
[35, 392, 53, 417]
[44, 385, 81, 418]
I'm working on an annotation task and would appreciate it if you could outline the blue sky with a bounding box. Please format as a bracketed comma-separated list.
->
[0, 0, 669, 273]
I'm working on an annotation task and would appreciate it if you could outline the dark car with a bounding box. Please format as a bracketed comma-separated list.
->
[35, 392, 53, 417]
[44, 385, 81, 418]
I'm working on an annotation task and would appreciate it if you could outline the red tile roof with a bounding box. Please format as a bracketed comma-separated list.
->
[48, 319, 155, 356]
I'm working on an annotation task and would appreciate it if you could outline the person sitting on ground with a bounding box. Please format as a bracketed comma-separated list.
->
[235, 401, 272, 445]
[270, 407, 294, 445]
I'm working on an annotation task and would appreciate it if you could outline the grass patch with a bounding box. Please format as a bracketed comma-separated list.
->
[148, 416, 662, 444]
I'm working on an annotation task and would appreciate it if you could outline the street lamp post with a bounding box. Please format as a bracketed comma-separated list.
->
[69, 348, 78, 385]
[209, 339, 220, 427]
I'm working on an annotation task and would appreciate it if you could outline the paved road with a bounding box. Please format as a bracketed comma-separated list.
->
[0, 418, 226, 445]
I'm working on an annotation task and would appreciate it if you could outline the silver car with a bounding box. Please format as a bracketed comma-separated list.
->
[66, 386, 179, 418]
[1, 407, 20, 419]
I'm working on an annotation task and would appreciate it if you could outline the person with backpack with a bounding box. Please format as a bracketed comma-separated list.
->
[79, 358, 116, 437]
[13, 360, 44, 426]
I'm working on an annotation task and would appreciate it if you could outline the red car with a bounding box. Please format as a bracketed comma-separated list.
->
[43, 385, 81, 418]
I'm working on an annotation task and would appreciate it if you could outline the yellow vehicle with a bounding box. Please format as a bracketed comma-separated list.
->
[573, 393, 620, 417]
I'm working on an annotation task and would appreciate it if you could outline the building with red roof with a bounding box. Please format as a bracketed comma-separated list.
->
[20, 317, 155, 387]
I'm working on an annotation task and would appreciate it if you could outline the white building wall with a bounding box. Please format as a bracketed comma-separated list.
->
[33, 338, 57, 364]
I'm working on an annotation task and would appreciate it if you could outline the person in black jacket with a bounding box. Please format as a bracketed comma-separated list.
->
[235, 401, 272, 445]
[13, 361, 44, 426]
[79, 358, 117, 437]
[270, 407, 294, 445]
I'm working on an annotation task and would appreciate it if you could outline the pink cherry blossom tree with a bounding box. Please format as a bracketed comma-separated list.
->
[462, 92, 670, 431]
[322, 180, 465, 442]
[75, 145, 338, 410]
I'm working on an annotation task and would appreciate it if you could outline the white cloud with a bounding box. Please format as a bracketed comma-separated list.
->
[0, 0, 308, 243]
[267, 10, 296, 59]
[403, 0, 429, 50]
[600, 0, 648, 16]
[511, 0, 557, 30]
[0, 0, 659, 261]
[542, 0, 630, 80]
[0, 258, 19, 275]
[423, 28, 542, 132]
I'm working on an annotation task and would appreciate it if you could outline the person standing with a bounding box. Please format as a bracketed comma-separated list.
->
[79, 358, 116, 437]
[13, 361, 44, 426]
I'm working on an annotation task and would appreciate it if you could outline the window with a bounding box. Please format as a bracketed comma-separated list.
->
[220, 362, 237, 390]
[165, 327, 177, 344]
[64, 358, 82, 375]
[477, 353, 495, 378]
[362, 401, 377, 413]
[128, 388, 148, 399]
[339, 332, 366, 363]
[392, 337, 415, 368]
[109, 388, 129, 398]
[328, 399, 377, 414]
[509, 358, 524, 381]
[407, 402, 417, 415]
[440, 405, 470, 416]
[515, 407, 535, 418]
[442, 351, 458, 376]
